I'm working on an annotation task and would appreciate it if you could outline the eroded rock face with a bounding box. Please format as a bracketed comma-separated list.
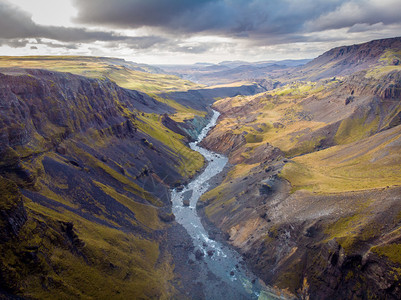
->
[0, 68, 193, 192]
[162, 114, 192, 141]
[0, 69, 173, 155]
[201, 166, 401, 299]
[200, 130, 246, 157]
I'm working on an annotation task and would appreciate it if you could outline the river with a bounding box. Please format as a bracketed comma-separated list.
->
[171, 110, 287, 300]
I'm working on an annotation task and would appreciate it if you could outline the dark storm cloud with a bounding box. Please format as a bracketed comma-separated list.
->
[0, 1, 35, 39]
[0, 38, 29, 48]
[73, 0, 401, 41]
[0, 1, 165, 48]
[1, 0, 400, 58]
[72, 0, 343, 35]
[35, 39, 79, 49]
[73, 0, 218, 30]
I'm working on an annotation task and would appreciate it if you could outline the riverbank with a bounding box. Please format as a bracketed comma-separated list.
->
[170, 110, 287, 300]
[196, 164, 297, 300]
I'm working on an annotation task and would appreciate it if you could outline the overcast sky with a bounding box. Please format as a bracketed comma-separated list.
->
[0, 0, 400, 64]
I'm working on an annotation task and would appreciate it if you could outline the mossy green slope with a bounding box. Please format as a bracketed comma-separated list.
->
[1, 174, 174, 299]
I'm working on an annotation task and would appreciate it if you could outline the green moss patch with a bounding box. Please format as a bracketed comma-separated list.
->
[372, 244, 401, 265]
[245, 133, 263, 143]
[334, 113, 380, 145]
[0, 176, 20, 211]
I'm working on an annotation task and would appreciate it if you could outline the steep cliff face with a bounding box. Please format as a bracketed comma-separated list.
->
[0, 68, 205, 185]
[199, 60, 401, 298]
[0, 68, 170, 152]
[0, 68, 209, 299]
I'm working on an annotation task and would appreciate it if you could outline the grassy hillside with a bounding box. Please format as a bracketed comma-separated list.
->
[0, 56, 204, 93]
[1, 175, 174, 299]
[281, 124, 401, 193]
[199, 64, 401, 298]
[203, 68, 401, 164]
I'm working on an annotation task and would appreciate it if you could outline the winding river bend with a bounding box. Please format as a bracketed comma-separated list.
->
[172, 110, 285, 300]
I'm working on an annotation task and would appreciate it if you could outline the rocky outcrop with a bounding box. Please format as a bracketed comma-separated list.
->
[182, 114, 212, 140]
[161, 112, 214, 141]
[377, 71, 401, 99]
[200, 130, 246, 156]
[161, 114, 192, 140]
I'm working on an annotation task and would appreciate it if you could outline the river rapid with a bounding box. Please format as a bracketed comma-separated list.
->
[171, 110, 286, 300]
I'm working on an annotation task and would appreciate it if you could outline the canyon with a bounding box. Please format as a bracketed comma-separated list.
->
[0, 36, 400, 299]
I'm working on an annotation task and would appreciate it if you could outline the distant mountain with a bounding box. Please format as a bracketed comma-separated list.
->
[157, 59, 311, 86]
[217, 60, 252, 68]
[160, 37, 401, 86]
[1, 55, 166, 74]
[298, 36, 401, 80]
[217, 59, 311, 68]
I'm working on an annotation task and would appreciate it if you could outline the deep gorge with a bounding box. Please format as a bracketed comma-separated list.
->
[1, 36, 401, 300]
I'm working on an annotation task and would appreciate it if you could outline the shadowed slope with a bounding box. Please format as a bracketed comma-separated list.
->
[0, 68, 207, 299]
